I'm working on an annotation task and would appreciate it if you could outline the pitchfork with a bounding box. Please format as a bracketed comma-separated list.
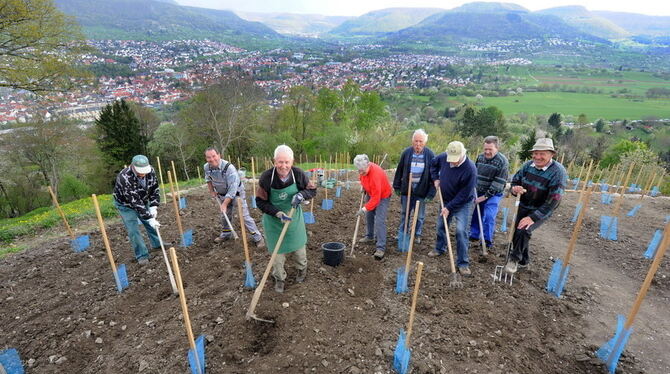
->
[493, 189, 524, 285]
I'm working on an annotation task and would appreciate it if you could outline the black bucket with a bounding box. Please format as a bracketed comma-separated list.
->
[322, 242, 345, 266]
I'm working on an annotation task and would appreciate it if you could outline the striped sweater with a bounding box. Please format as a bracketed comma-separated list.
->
[475, 152, 509, 198]
[511, 160, 567, 222]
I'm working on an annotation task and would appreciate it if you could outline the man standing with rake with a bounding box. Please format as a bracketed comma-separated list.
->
[469, 136, 509, 250]
[504, 138, 567, 273]
[204, 147, 265, 248]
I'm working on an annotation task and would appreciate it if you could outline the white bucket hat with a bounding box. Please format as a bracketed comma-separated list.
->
[531, 138, 556, 153]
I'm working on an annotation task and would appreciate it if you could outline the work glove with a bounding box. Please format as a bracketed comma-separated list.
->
[149, 206, 158, 219]
[147, 218, 161, 228]
[291, 193, 304, 208]
[356, 207, 367, 216]
[275, 211, 292, 223]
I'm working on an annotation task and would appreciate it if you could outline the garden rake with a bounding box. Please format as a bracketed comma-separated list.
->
[397, 171, 412, 252]
[597, 221, 670, 374]
[396, 200, 420, 293]
[393, 261, 425, 374]
[237, 197, 256, 288]
[438, 192, 462, 288]
[47, 186, 90, 252]
[246, 208, 295, 323]
[493, 191, 524, 285]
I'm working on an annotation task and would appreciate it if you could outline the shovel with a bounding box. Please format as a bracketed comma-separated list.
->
[349, 193, 365, 257]
[547, 186, 593, 297]
[597, 221, 670, 374]
[47, 186, 90, 252]
[92, 194, 129, 293]
[393, 261, 424, 374]
[237, 196, 256, 288]
[396, 200, 420, 293]
[397, 171, 412, 252]
[168, 171, 193, 247]
[169, 247, 206, 374]
[154, 225, 179, 295]
[0, 348, 25, 374]
[246, 208, 295, 323]
[438, 191, 462, 288]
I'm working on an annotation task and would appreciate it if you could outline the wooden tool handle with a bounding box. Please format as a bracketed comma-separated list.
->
[404, 200, 421, 274]
[576, 161, 593, 204]
[625, 221, 670, 329]
[563, 186, 594, 265]
[246, 208, 296, 319]
[156, 156, 167, 205]
[237, 197, 252, 264]
[350, 193, 365, 256]
[168, 171, 184, 237]
[154, 226, 178, 294]
[406, 261, 425, 346]
[48, 186, 75, 239]
[92, 194, 116, 273]
[169, 247, 198, 354]
[438, 191, 457, 274]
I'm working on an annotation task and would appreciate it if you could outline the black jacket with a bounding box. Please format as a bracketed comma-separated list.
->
[392, 146, 436, 199]
[256, 166, 317, 216]
[113, 167, 160, 220]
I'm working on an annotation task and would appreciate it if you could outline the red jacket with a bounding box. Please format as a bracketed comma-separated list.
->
[359, 163, 392, 211]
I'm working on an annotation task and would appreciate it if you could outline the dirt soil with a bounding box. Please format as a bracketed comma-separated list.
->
[1, 176, 669, 374]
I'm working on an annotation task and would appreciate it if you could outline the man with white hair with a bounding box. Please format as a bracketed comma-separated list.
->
[504, 138, 566, 274]
[355, 154, 393, 260]
[256, 145, 317, 293]
[392, 129, 436, 245]
[429, 141, 478, 276]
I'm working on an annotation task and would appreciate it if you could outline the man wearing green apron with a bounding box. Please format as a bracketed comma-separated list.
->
[256, 145, 317, 293]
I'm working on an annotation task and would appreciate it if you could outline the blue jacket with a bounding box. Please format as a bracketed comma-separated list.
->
[392, 146, 436, 199]
[430, 153, 477, 212]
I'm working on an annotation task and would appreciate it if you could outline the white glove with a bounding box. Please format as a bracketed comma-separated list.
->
[275, 211, 292, 223]
[147, 218, 160, 228]
[149, 206, 158, 218]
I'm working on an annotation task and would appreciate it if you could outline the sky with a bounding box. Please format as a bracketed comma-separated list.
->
[175, 0, 670, 17]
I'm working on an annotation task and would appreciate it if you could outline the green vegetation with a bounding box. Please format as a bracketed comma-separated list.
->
[327, 7, 443, 37]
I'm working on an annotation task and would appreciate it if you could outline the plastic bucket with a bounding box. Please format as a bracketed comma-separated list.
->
[322, 242, 345, 266]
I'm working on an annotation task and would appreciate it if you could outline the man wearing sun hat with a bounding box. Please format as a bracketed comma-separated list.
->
[428, 141, 478, 276]
[504, 138, 567, 274]
[113, 155, 161, 265]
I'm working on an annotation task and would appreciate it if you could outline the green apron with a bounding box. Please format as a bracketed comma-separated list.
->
[262, 180, 307, 254]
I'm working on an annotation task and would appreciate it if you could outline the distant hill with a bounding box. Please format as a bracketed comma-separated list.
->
[237, 12, 352, 36]
[388, 4, 605, 46]
[593, 11, 670, 37]
[327, 7, 444, 37]
[538, 6, 630, 39]
[54, 0, 282, 46]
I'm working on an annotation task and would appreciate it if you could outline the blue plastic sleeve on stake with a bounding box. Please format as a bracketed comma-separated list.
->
[182, 229, 193, 247]
[626, 205, 641, 217]
[116, 264, 129, 292]
[572, 178, 579, 190]
[571, 203, 582, 222]
[393, 329, 410, 374]
[599, 216, 611, 238]
[335, 186, 342, 198]
[251, 198, 257, 209]
[500, 207, 508, 232]
[188, 335, 206, 374]
[596, 315, 633, 374]
[586, 180, 593, 187]
[179, 197, 187, 209]
[0, 348, 25, 374]
[395, 267, 408, 294]
[644, 230, 662, 259]
[546, 259, 563, 294]
[555, 263, 571, 297]
[244, 261, 256, 289]
[607, 217, 618, 241]
[72, 235, 90, 252]
[665, 215, 670, 223]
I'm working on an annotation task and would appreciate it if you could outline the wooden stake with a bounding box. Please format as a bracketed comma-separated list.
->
[169, 247, 203, 374]
[251, 157, 257, 200]
[246, 208, 296, 321]
[156, 157, 167, 205]
[610, 163, 635, 217]
[576, 160, 594, 205]
[404, 200, 421, 275]
[640, 172, 658, 200]
[349, 193, 365, 257]
[405, 261, 425, 346]
[47, 186, 75, 239]
[171, 160, 181, 201]
[168, 171, 185, 238]
[563, 186, 594, 266]
[92, 194, 121, 289]
[196, 166, 202, 183]
[632, 165, 645, 189]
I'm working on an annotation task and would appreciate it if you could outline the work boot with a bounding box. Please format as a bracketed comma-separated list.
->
[255, 237, 266, 249]
[214, 233, 231, 243]
[274, 280, 285, 293]
[373, 249, 385, 260]
[138, 258, 149, 266]
[427, 250, 442, 257]
[296, 268, 307, 283]
[504, 260, 518, 274]
[518, 261, 530, 271]
[359, 236, 375, 244]
[459, 266, 471, 276]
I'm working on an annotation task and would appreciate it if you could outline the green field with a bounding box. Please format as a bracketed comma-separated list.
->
[463, 92, 670, 120]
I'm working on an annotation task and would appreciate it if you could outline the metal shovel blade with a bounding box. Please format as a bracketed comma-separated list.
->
[115, 264, 129, 292]
[393, 329, 411, 374]
[245, 313, 275, 324]
[71, 235, 90, 252]
[188, 335, 206, 374]
[596, 315, 633, 374]
[0, 348, 25, 374]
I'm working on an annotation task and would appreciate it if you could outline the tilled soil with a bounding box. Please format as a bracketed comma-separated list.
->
[1, 178, 669, 374]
